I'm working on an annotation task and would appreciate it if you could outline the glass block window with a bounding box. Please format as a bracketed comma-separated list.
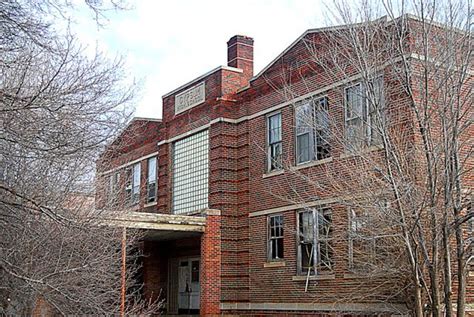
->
[172, 130, 209, 214]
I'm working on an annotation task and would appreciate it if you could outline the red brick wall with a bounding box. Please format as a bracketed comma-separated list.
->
[96, 119, 162, 211]
[200, 212, 222, 315]
[96, 20, 473, 315]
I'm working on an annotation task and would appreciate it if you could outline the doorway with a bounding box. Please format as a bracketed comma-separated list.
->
[177, 258, 200, 314]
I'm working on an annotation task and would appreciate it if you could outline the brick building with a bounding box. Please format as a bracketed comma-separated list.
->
[96, 15, 473, 316]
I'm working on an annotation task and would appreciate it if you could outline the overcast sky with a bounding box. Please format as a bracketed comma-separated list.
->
[74, 0, 327, 119]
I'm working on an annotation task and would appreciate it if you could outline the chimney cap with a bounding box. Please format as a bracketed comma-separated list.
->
[227, 35, 254, 46]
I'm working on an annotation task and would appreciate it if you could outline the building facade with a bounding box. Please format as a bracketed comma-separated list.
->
[96, 17, 473, 316]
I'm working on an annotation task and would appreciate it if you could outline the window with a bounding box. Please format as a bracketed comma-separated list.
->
[147, 157, 157, 203]
[268, 215, 284, 260]
[267, 113, 282, 171]
[348, 206, 390, 272]
[295, 97, 330, 164]
[297, 207, 333, 275]
[107, 172, 120, 208]
[125, 163, 141, 205]
[345, 77, 384, 148]
[131, 163, 141, 204]
[172, 130, 209, 214]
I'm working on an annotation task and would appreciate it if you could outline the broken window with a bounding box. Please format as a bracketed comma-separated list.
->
[345, 77, 385, 149]
[295, 96, 330, 164]
[297, 207, 333, 275]
[267, 112, 282, 171]
[268, 215, 284, 260]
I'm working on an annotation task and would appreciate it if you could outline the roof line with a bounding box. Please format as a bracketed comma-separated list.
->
[250, 16, 389, 82]
[101, 116, 162, 153]
[132, 117, 162, 122]
[162, 65, 243, 98]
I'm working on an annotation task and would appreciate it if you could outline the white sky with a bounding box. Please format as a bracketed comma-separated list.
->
[73, 0, 327, 119]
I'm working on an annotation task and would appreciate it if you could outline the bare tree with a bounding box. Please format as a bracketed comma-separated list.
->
[262, 0, 472, 315]
[0, 1, 160, 315]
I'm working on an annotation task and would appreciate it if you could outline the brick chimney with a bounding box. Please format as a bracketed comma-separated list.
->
[227, 35, 254, 81]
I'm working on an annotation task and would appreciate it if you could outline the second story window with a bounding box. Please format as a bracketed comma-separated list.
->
[125, 162, 141, 206]
[147, 157, 157, 203]
[107, 172, 120, 208]
[295, 96, 330, 164]
[267, 113, 282, 171]
[268, 215, 284, 261]
[345, 77, 384, 149]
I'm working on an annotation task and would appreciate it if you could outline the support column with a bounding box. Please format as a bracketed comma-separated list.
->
[200, 209, 221, 316]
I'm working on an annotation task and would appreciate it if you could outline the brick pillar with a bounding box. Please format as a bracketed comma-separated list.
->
[200, 209, 222, 316]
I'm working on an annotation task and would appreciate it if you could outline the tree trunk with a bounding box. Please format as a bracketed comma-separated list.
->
[443, 224, 453, 317]
[455, 226, 466, 317]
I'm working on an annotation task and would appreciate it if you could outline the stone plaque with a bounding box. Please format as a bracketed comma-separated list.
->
[175, 82, 205, 114]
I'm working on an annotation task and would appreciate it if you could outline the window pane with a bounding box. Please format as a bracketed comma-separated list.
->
[268, 113, 282, 143]
[276, 237, 284, 259]
[270, 142, 282, 170]
[299, 211, 314, 243]
[148, 157, 156, 182]
[133, 163, 140, 189]
[297, 133, 311, 164]
[191, 261, 199, 282]
[296, 102, 312, 135]
[301, 243, 314, 272]
[346, 84, 363, 119]
[317, 211, 332, 238]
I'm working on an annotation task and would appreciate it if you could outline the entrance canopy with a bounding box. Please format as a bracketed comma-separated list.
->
[101, 211, 206, 240]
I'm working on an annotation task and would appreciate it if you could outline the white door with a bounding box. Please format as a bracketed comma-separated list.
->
[178, 258, 200, 310]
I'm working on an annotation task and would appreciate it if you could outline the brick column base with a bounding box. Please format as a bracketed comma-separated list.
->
[200, 209, 222, 316]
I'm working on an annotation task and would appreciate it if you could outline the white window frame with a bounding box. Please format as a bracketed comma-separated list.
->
[147, 157, 157, 203]
[267, 112, 282, 172]
[297, 207, 333, 276]
[268, 214, 284, 261]
[295, 96, 330, 165]
[344, 76, 384, 148]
